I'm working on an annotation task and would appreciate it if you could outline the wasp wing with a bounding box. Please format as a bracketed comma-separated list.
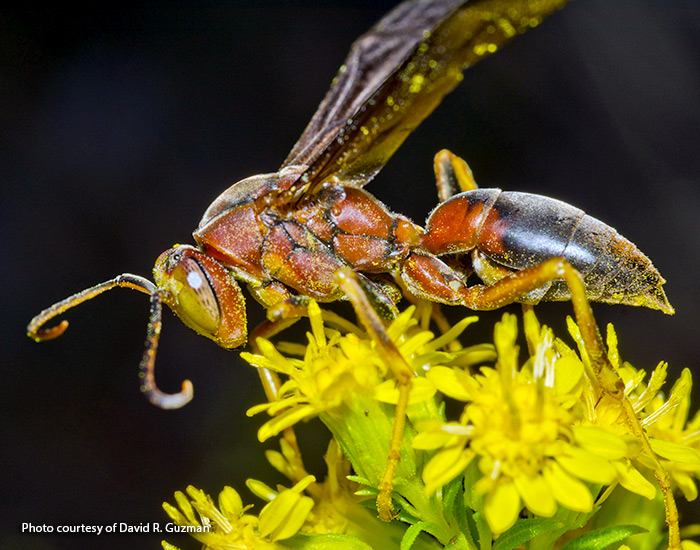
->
[282, 0, 566, 195]
[282, 0, 464, 172]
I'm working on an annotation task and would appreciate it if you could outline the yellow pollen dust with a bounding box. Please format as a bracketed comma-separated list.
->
[477, 43, 498, 55]
[409, 74, 426, 94]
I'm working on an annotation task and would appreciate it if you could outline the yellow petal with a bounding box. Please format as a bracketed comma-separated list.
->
[613, 461, 657, 500]
[426, 366, 472, 401]
[247, 402, 274, 417]
[573, 426, 628, 460]
[258, 405, 317, 441]
[424, 315, 479, 352]
[556, 446, 616, 485]
[259, 491, 314, 540]
[513, 473, 557, 517]
[173, 490, 196, 523]
[412, 430, 458, 450]
[485, 480, 521, 534]
[423, 445, 474, 495]
[246, 479, 277, 502]
[650, 438, 700, 465]
[672, 471, 698, 501]
[242, 340, 295, 374]
[543, 462, 593, 512]
[258, 478, 316, 541]
[218, 486, 244, 519]
[374, 377, 436, 404]
[554, 355, 584, 394]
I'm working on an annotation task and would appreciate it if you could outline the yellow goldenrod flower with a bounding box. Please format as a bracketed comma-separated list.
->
[254, 475, 316, 541]
[634, 367, 700, 501]
[162, 485, 279, 550]
[571, 323, 700, 505]
[166, 303, 699, 550]
[243, 301, 390, 440]
[244, 303, 488, 491]
[415, 313, 673, 535]
[246, 439, 365, 538]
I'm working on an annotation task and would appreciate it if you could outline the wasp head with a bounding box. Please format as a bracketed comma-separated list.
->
[153, 244, 247, 349]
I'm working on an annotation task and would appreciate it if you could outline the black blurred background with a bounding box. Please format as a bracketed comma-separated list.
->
[2, 1, 699, 548]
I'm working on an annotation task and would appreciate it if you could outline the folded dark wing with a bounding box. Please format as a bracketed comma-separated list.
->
[281, 0, 566, 196]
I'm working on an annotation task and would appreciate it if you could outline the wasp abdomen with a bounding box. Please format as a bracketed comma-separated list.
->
[423, 190, 673, 314]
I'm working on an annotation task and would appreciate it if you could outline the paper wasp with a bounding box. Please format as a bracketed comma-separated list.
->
[28, 0, 678, 543]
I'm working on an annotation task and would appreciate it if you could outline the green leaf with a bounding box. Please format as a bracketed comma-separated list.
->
[452, 482, 474, 546]
[442, 474, 464, 527]
[401, 523, 428, 550]
[559, 524, 647, 550]
[395, 508, 421, 525]
[473, 511, 493, 550]
[493, 519, 564, 550]
[347, 475, 372, 486]
[400, 522, 447, 550]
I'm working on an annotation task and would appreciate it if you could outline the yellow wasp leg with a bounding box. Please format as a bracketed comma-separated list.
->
[433, 149, 478, 202]
[551, 264, 679, 550]
[516, 265, 680, 550]
[335, 267, 415, 521]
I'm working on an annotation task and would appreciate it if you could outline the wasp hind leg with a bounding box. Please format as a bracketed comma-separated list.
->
[402, 252, 681, 549]
[433, 149, 478, 202]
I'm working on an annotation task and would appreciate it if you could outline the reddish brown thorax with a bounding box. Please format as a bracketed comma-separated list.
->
[193, 172, 426, 308]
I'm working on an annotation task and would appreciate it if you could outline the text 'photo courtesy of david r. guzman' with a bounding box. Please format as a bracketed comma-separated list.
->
[20, 521, 210, 536]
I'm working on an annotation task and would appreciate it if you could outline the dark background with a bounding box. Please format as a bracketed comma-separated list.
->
[2, 1, 699, 548]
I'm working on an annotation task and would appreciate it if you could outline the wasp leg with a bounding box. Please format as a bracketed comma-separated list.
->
[247, 310, 319, 489]
[335, 268, 414, 522]
[403, 253, 680, 548]
[250, 317, 301, 400]
[433, 149, 478, 202]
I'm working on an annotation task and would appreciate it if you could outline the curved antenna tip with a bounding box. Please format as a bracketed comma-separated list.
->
[141, 379, 194, 410]
[28, 320, 69, 342]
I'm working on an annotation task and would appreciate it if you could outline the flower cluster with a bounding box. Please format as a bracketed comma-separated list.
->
[162, 302, 700, 550]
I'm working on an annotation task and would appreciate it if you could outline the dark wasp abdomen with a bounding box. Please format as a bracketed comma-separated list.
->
[461, 190, 673, 313]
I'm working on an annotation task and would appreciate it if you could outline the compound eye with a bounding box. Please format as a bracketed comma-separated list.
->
[171, 257, 221, 335]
